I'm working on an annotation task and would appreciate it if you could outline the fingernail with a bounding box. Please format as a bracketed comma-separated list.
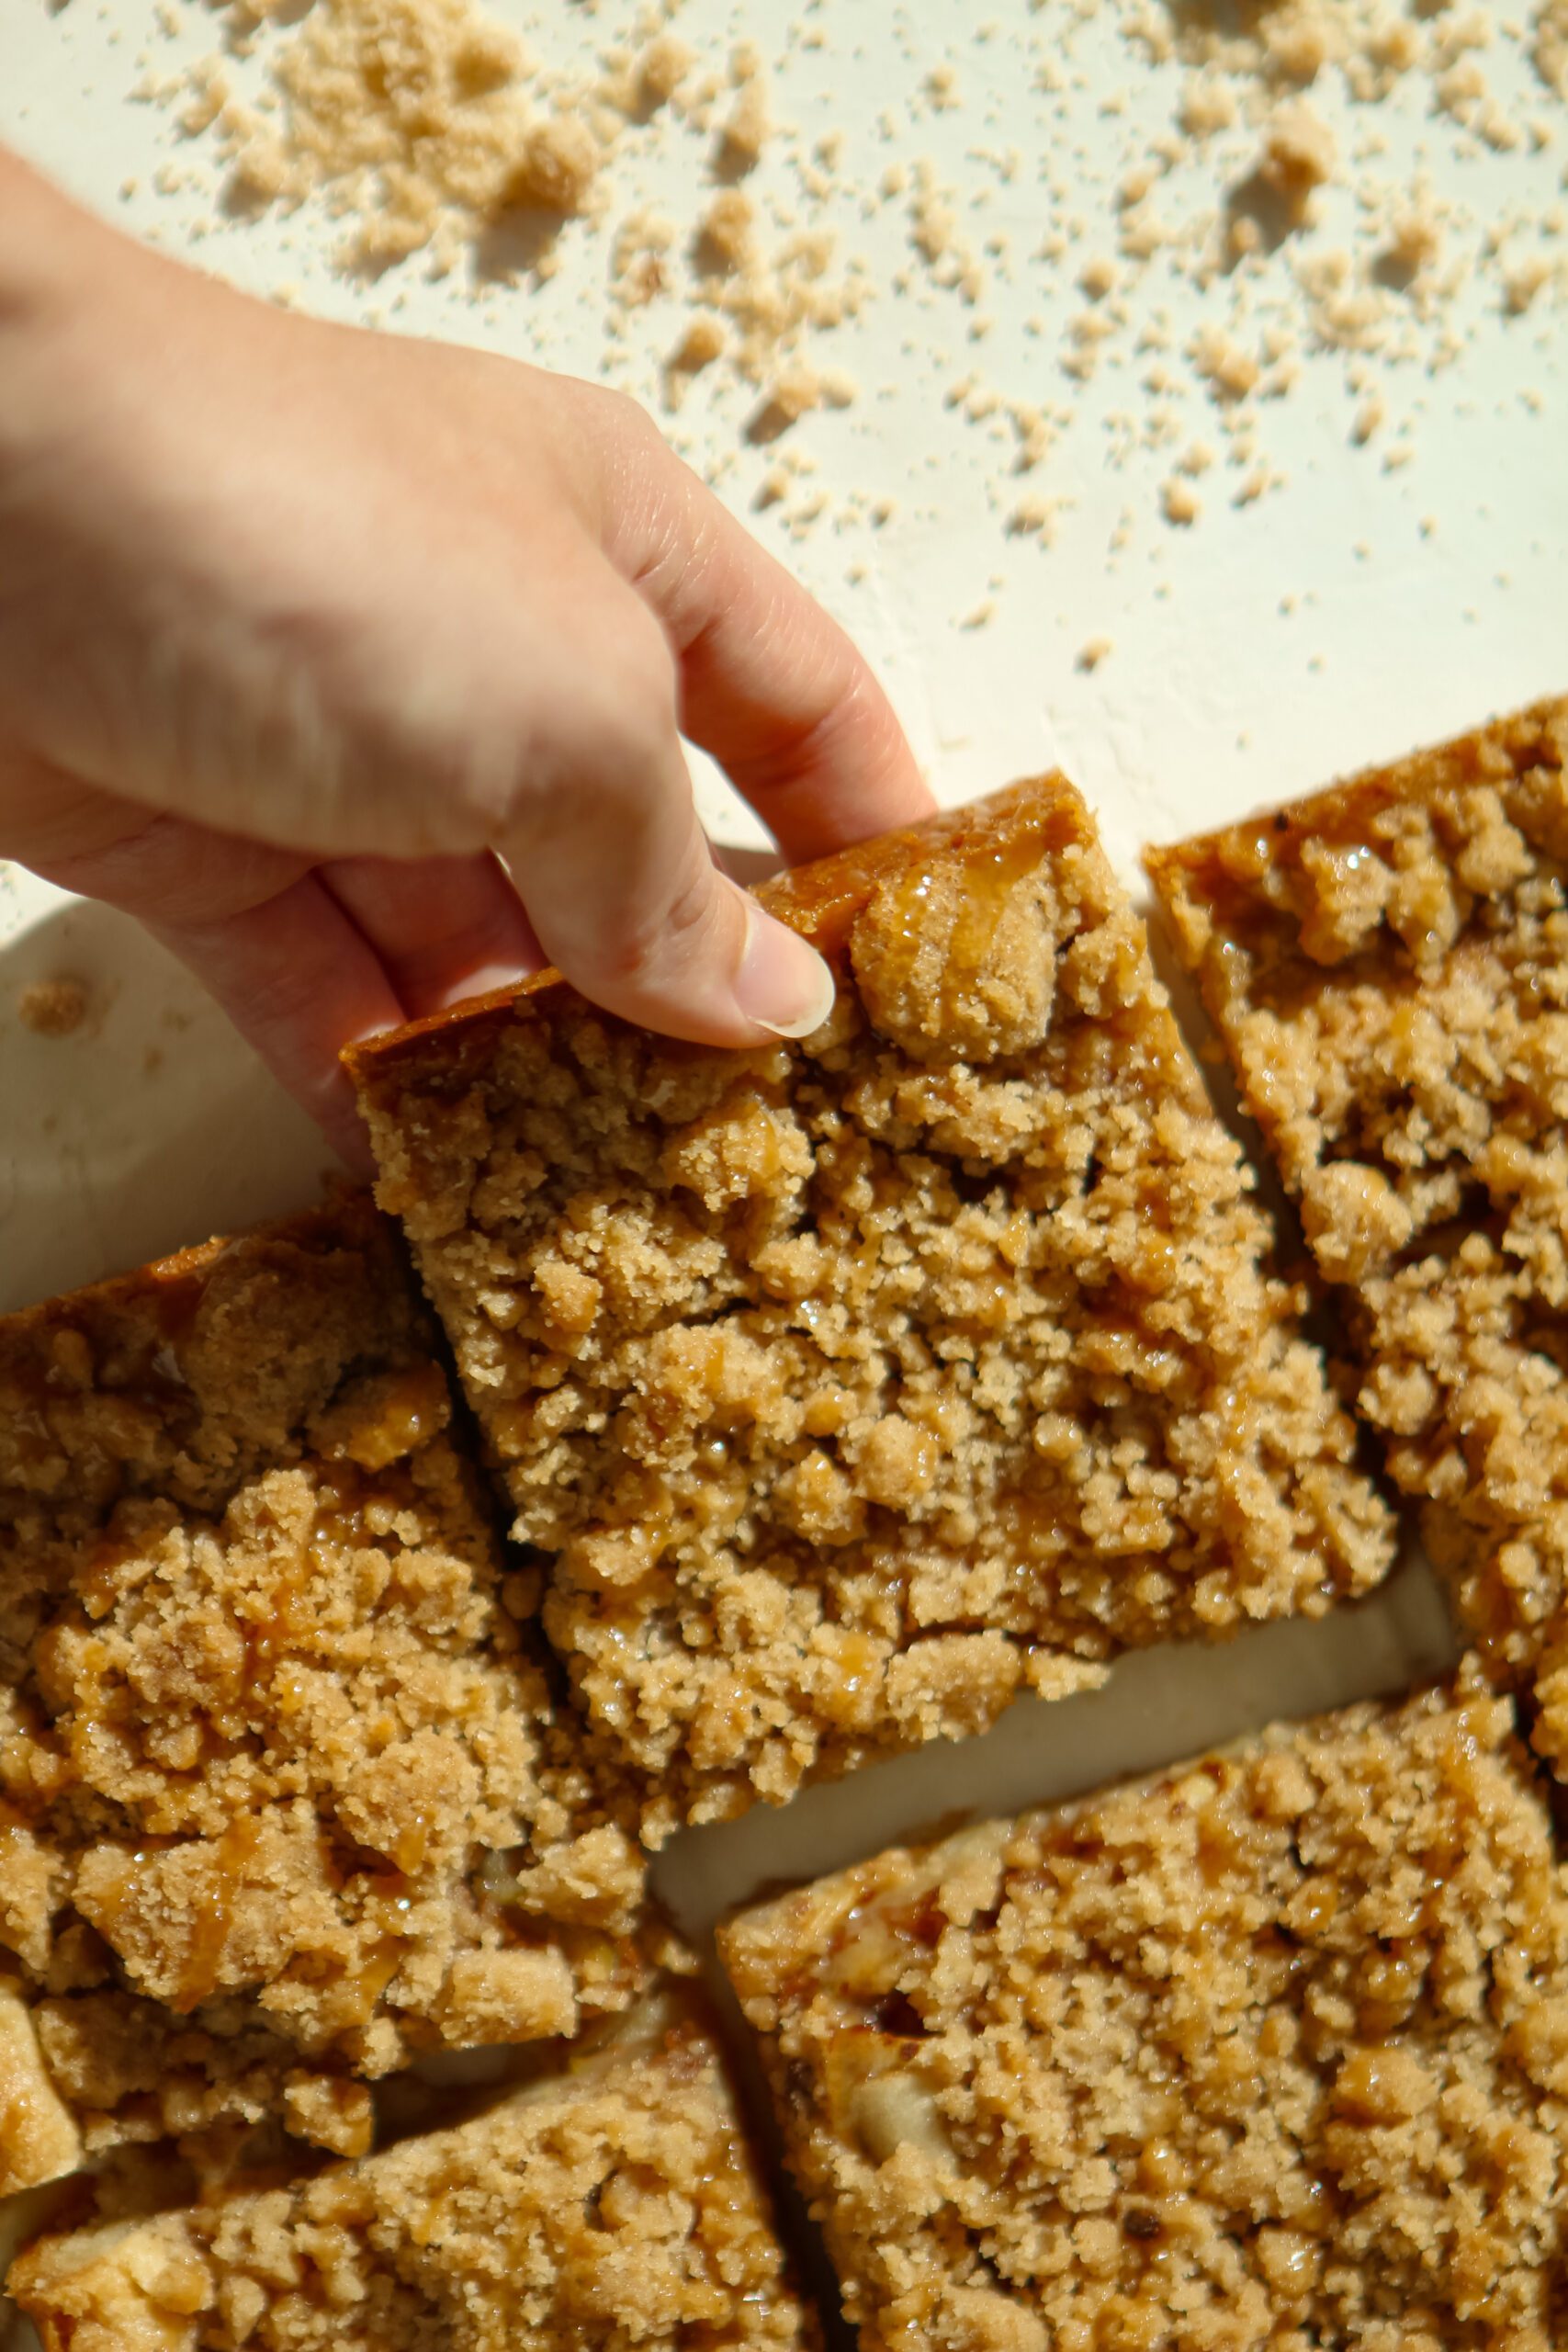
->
[429, 960, 543, 1012]
[734, 902, 837, 1040]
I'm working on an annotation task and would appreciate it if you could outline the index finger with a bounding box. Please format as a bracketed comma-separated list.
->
[586, 399, 934, 861]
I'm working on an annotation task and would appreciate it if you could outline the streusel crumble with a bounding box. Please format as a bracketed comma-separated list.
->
[0, 1202, 647, 2191]
[349, 778, 1393, 1841]
[1147, 697, 1568, 1770]
[721, 1677, 1568, 2352]
[9, 1987, 819, 2352]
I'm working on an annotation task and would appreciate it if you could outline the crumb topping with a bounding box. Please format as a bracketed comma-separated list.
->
[350, 780, 1393, 1843]
[1146, 697, 1568, 1770]
[720, 1679, 1568, 2352]
[8, 1993, 818, 2352]
[0, 1204, 647, 2183]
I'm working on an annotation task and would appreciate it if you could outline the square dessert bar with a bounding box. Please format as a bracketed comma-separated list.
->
[0, 1200, 648, 2196]
[8, 1987, 819, 2352]
[348, 777, 1393, 1840]
[1146, 698, 1568, 1769]
[720, 1679, 1568, 2352]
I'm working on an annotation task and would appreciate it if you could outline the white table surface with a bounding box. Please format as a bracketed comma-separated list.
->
[0, 0, 1561, 2331]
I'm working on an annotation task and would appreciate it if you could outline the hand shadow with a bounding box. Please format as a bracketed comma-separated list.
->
[0, 846, 807, 1313]
[0, 888, 339, 1314]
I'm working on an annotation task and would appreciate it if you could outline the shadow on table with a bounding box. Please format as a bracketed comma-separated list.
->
[0, 893, 335, 1310]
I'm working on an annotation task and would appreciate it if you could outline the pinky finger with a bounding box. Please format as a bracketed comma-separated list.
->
[151, 874, 404, 1173]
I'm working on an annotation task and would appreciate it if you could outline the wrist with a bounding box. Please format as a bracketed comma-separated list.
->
[0, 150, 108, 329]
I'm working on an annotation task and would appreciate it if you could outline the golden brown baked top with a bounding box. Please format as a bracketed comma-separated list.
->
[347, 777, 1393, 1841]
[1145, 698, 1568, 1768]
[720, 1679, 1568, 2352]
[1145, 695, 1568, 1263]
[0, 1202, 647, 2190]
[9, 1990, 819, 2352]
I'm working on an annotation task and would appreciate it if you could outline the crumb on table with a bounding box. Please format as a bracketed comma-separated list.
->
[16, 981, 88, 1040]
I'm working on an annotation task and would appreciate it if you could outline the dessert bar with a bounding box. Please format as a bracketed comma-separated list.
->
[1148, 697, 1568, 1770]
[0, 1202, 647, 2191]
[8, 1987, 818, 2351]
[720, 1678, 1568, 2350]
[349, 777, 1393, 1839]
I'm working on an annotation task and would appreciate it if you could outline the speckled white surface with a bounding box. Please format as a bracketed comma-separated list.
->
[3, 0, 1563, 1306]
[0, 0, 1562, 2325]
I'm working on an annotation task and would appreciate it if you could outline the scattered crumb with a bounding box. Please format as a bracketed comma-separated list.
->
[1503, 250, 1556, 310]
[139, 0, 1568, 573]
[1161, 475, 1201, 524]
[637, 30, 694, 106]
[665, 311, 726, 396]
[1179, 70, 1235, 139]
[718, 72, 770, 172]
[1190, 323, 1260, 401]
[1006, 489, 1064, 541]
[17, 978, 88, 1039]
[1076, 635, 1113, 671]
[510, 118, 601, 216]
[1256, 98, 1337, 217]
[1385, 199, 1443, 278]
[698, 187, 755, 269]
[1538, 0, 1568, 96]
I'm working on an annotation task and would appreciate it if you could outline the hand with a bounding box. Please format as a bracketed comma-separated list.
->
[0, 152, 931, 1164]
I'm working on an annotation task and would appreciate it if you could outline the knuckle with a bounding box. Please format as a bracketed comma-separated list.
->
[596, 847, 728, 992]
[583, 381, 662, 458]
[660, 854, 729, 953]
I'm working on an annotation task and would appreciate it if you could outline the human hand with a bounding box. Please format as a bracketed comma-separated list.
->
[0, 153, 931, 1165]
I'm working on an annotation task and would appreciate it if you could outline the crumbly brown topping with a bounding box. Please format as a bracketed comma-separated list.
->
[9, 1990, 819, 2352]
[1146, 697, 1568, 1771]
[0, 1203, 647, 2188]
[348, 779, 1393, 1843]
[720, 1678, 1568, 2352]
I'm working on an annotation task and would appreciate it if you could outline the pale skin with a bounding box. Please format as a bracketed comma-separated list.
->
[0, 151, 932, 1165]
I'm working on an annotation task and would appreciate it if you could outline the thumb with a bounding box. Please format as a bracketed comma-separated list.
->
[497, 581, 834, 1046]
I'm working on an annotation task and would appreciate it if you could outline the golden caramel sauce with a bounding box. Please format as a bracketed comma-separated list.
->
[330, 1365, 447, 1472]
[175, 1813, 265, 2011]
[864, 831, 1048, 1038]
